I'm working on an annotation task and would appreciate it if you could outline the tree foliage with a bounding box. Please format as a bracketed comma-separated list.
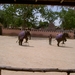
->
[0, 4, 75, 30]
[0, 4, 58, 29]
[58, 7, 75, 29]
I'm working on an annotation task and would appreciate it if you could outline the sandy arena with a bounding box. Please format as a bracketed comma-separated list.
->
[0, 36, 75, 75]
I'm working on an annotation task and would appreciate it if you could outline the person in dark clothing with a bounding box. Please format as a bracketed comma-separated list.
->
[49, 34, 52, 45]
[74, 30, 75, 39]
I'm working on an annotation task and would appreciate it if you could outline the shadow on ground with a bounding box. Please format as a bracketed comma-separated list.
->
[21, 44, 34, 47]
[59, 45, 73, 48]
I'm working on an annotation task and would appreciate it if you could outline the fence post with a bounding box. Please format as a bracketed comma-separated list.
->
[0, 69, 1, 75]
[67, 72, 70, 75]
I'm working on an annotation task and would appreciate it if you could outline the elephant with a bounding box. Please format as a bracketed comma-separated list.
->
[56, 32, 70, 46]
[18, 30, 31, 45]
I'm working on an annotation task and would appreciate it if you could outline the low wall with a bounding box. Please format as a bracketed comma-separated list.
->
[2, 28, 74, 39]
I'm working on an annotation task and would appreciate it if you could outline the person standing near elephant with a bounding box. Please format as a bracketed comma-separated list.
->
[74, 30, 75, 39]
[49, 34, 52, 45]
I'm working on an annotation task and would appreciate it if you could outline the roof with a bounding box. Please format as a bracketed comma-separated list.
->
[0, 0, 75, 6]
[46, 22, 56, 30]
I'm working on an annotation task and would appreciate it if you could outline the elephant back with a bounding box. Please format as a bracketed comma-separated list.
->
[56, 33, 63, 40]
[18, 31, 25, 39]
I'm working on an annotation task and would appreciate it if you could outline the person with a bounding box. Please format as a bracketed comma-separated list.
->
[74, 30, 75, 39]
[49, 34, 52, 45]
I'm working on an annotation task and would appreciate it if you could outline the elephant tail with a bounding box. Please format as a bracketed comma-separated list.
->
[16, 39, 18, 43]
[16, 36, 19, 43]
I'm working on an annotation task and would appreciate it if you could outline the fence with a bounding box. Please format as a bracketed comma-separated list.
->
[0, 66, 75, 75]
[2, 28, 74, 38]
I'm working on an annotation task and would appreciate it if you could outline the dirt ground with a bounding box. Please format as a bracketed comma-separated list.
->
[0, 36, 75, 75]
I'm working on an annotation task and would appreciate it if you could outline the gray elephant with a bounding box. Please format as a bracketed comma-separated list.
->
[56, 32, 70, 46]
[18, 30, 31, 45]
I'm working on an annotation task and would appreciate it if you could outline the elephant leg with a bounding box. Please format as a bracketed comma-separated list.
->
[57, 41, 60, 46]
[62, 40, 65, 44]
[18, 37, 21, 45]
[19, 39, 23, 45]
[21, 39, 23, 45]
[65, 38, 67, 42]
[57, 42, 59, 46]
[62, 38, 67, 44]
[19, 40, 20, 45]
[25, 37, 28, 43]
[63, 37, 67, 42]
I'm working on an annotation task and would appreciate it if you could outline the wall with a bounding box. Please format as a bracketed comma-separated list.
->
[2, 28, 74, 39]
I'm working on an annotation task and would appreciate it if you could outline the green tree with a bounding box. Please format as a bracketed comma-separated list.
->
[2, 4, 46, 29]
[3, 4, 17, 28]
[58, 7, 75, 29]
[0, 9, 8, 28]
[13, 4, 46, 28]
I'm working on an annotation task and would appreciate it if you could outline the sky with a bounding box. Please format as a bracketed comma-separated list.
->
[54, 18, 60, 26]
